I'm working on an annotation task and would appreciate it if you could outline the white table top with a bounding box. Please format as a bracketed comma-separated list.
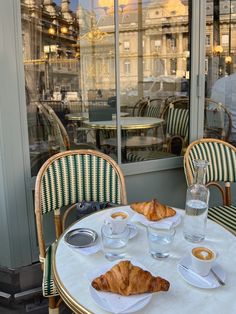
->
[53, 206, 236, 314]
[65, 112, 129, 121]
[83, 117, 164, 130]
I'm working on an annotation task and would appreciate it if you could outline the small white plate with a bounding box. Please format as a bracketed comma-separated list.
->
[131, 211, 182, 229]
[177, 256, 226, 289]
[89, 285, 151, 314]
[127, 223, 138, 239]
[88, 259, 152, 314]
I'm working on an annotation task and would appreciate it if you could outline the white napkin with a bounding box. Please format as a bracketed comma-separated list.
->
[86, 259, 152, 314]
[131, 211, 182, 229]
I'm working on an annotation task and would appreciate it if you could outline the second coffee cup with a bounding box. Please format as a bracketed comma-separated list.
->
[191, 246, 216, 276]
[105, 210, 129, 234]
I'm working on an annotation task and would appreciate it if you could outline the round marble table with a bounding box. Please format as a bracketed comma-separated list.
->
[65, 112, 129, 122]
[53, 206, 236, 314]
[83, 117, 164, 131]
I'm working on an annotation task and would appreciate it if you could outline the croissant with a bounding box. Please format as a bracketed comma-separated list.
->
[91, 260, 170, 296]
[130, 199, 176, 221]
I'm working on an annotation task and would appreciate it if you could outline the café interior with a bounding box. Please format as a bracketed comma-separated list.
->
[0, 0, 236, 313]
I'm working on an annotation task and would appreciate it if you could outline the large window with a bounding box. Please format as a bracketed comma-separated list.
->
[21, 0, 191, 176]
[204, 0, 236, 146]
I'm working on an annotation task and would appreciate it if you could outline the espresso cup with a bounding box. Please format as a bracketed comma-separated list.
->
[105, 210, 129, 234]
[191, 246, 216, 276]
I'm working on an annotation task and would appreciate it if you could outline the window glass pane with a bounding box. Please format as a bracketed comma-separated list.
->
[204, 0, 235, 146]
[21, 0, 190, 174]
[120, 0, 190, 163]
[21, 0, 116, 176]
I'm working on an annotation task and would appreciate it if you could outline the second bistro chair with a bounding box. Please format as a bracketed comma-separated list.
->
[162, 103, 189, 155]
[38, 103, 70, 152]
[184, 138, 236, 235]
[34, 149, 127, 313]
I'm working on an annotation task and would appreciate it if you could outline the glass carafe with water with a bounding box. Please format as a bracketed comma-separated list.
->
[183, 159, 210, 242]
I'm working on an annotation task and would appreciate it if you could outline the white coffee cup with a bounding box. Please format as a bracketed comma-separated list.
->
[105, 210, 129, 234]
[191, 246, 216, 276]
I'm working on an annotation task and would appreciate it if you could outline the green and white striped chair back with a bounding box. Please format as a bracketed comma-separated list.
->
[40, 152, 123, 214]
[146, 99, 163, 118]
[187, 140, 236, 185]
[166, 107, 189, 143]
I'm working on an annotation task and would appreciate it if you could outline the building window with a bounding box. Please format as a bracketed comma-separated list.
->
[205, 34, 211, 46]
[170, 58, 177, 75]
[124, 60, 131, 74]
[154, 40, 161, 49]
[222, 34, 229, 45]
[124, 41, 130, 51]
[167, 34, 176, 50]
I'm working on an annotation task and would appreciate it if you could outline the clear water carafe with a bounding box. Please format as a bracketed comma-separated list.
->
[183, 159, 210, 243]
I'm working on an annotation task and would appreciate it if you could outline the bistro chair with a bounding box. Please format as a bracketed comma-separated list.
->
[204, 98, 232, 142]
[30, 104, 70, 176]
[38, 103, 70, 151]
[34, 149, 127, 313]
[161, 101, 189, 155]
[184, 138, 236, 235]
[124, 101, 189, 162]
[131, 97, 150, 117]
[144, 98, 165, 118]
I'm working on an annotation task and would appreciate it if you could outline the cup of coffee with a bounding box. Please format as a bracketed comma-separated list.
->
[105, 210, 129, 234]
[191, 246, 216, 276]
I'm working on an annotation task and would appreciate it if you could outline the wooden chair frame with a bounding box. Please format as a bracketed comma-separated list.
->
[34, 149, 127, 312]
[41, 103, 70, 150]
[161, 101, 189, 155]
[184, 138, 236, 206]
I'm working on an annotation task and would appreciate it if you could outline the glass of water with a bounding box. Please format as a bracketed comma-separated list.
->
[101, 224, 130, 261]
[147, 226, 176, 259]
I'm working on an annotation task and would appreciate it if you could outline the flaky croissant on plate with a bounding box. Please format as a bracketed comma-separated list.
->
[130, 199, 176, 221]
[91, 260, 170, 296]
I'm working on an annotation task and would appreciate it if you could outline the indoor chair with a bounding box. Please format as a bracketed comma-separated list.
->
[161, 103, 189, 155]
[38, 103, 70, 151]
[144, 98, 165, 118]
[34, 149, 127, 313]
[184, 138, 236, 235]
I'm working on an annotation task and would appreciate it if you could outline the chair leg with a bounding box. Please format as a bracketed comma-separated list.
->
[49, 296, 59, 314]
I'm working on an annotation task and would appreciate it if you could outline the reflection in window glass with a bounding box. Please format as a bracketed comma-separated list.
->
[120, 0, 190, 163]
[21, 0, 190, 175]
[205, 0, 236, 146]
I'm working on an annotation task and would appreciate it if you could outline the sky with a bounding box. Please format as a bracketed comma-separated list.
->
[54, 1, 151, 13]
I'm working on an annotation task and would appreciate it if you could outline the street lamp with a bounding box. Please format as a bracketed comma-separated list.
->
[214, 45, 223, 55]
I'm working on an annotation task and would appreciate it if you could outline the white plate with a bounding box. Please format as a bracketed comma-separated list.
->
[89, 285, 151, 314]
[131, 211, 182, 229]
[127, 223, 138, 239]
[177, 256, 226, 289]
[88, 259, 152, 314]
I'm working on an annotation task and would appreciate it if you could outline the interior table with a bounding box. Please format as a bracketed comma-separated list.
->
[65, 112, 129, 122]
[83, 117, 164, 149]
[53, 206, 236, 314]
[83, 117, 163, 130]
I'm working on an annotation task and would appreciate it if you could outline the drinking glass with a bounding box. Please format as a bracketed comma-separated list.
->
[101, 224, 130, 261]
[147, 226, 175, 259]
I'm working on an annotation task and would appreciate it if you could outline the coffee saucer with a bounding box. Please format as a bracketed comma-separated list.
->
[127, 223, 138, 239]
[177, 256, 226, 289]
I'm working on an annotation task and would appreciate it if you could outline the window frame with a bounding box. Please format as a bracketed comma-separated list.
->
[0, 0, 207, 266]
